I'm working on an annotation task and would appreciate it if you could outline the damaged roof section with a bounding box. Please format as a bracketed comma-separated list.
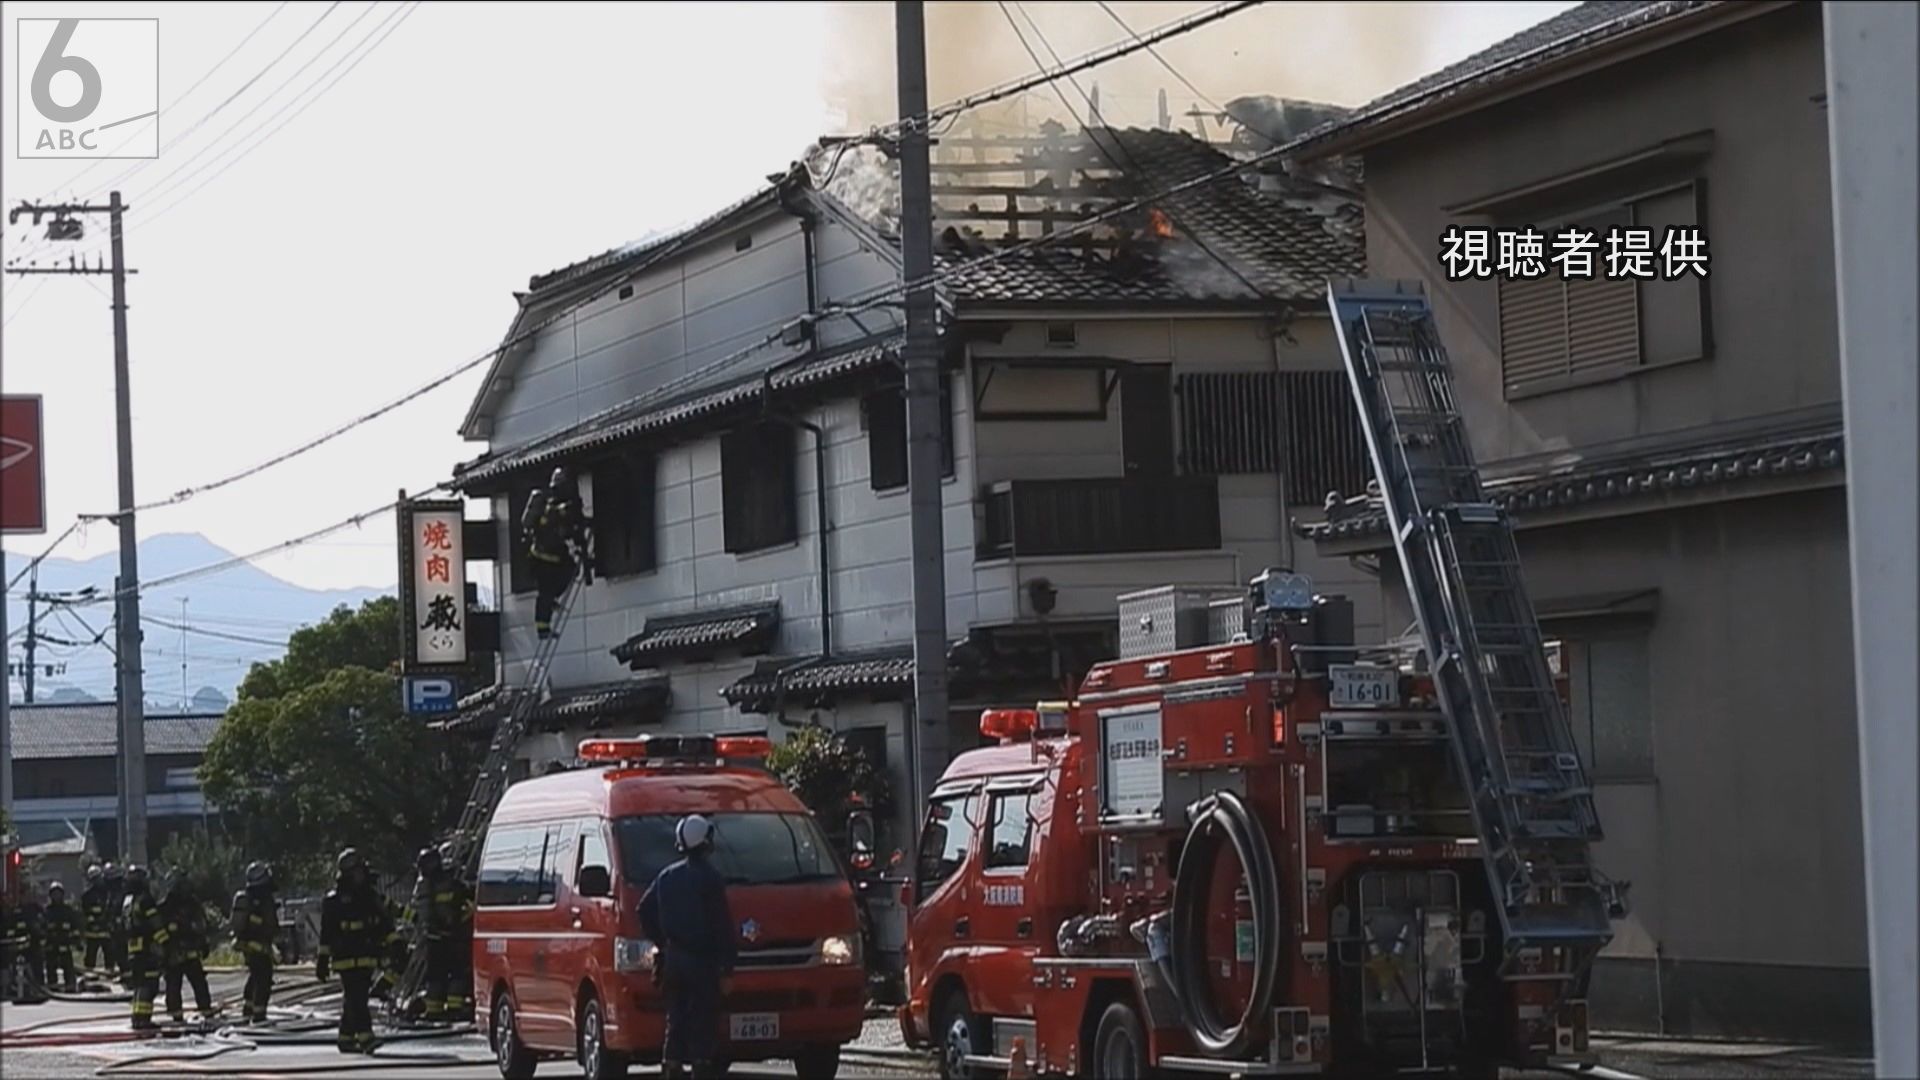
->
[1300, 427, 1846, 547]
[612, 603, 782, 667]
[826, 123, 1363, 308]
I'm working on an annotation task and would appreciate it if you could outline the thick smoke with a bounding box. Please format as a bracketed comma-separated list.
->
[819, 2, 1444, 136]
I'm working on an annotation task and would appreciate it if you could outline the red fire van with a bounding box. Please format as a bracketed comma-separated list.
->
[473, 733, 865, 1080]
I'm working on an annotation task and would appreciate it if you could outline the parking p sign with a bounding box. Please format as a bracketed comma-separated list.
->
[404, 676, 458, 716]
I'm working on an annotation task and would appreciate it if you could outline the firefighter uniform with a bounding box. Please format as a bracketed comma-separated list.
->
[104, 864, 129, 975]
[0, 895, 30, 1002]
[41, 884, 79, 992]
[81, 867, 116, 972]
[232, 862, 279, 1024]
[122, 868, 166, 1031]
[408, 847, 469, 1020]
[319, 849, 396, 1054]
[521, 467, 592, 638]
[161, 882, 214, 1021]
[639, 815, 737, 1079]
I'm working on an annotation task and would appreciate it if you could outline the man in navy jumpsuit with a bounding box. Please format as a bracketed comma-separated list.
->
[639, 815, 736, 1080]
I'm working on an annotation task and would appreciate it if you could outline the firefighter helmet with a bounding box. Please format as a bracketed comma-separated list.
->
[336, 848, 367, 877]
[438, 840, 456, 865]
[85, 864, 103, 885]
[125, 865, 148, 890]
[48, 882, 66, 899]
[550, 466, 570, 489]
[104, 862, 124, 882]
[416, 846, 443, 874]
[245, 861, 273, 888]
[675, 814, 714, 853]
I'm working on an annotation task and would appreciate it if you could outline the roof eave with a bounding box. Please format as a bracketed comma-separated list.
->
[1292, 1, 1787, 162]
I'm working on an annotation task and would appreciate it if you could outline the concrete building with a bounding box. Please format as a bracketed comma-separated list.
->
[442, 127, 1384, 852]
[1289, 0, 1862, 1042]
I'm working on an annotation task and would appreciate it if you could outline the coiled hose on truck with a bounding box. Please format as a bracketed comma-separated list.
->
[1170, 789, 1283, 1058]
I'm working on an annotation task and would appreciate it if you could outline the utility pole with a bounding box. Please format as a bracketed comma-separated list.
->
[25, 566, 38, 704]
[896, 0, 949, 817]
[1824, 5, 1917, 1075]
[6, 193, 148, 863]
[179, 597, 188, 714]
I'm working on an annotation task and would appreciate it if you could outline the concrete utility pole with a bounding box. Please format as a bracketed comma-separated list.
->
[896, 0, 950, 815]
[1823, 5, 1918, 1076]
[5, 192, 148, 863]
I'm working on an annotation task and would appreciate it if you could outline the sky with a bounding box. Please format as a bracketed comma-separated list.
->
[0, 0, 1576, 594]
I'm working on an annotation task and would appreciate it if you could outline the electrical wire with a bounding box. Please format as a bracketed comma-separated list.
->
[142, 614, 290, 649]
[1093, 0, 1268, 146]
[999, 1, 1270, 300]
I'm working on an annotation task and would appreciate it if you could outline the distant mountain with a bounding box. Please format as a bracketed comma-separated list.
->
[5, 533, 397, 707]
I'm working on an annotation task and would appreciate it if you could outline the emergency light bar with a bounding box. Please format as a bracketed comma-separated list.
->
[577, 734, 774, 763]
[979, 709, 1036, 743]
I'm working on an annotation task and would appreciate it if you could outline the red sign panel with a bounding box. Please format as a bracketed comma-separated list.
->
[1, 395, 47, 534]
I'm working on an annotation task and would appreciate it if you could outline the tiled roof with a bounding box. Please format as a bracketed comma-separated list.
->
[612, 603, 781, 667]
[723, 649, 917, 713]
[453, 336, 900, 489]
[526, 184, 787, 297]
[1298, 429, 1845, 544]
[435, 672, 671, 736]
[937, 128, 1363, 306]
[11, 705, 222, 761]
[1287, 1, 1722, 158]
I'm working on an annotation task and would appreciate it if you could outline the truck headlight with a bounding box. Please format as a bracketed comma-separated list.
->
[818, 934, 860, 967]
[615, 937, 657, 973]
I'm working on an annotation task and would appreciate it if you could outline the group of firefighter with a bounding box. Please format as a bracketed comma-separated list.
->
[0, 843, 476, 1053]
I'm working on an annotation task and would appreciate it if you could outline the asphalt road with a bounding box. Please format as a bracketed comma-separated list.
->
[1, 969, 934, 1080]
[3, 970, 1874, 1079]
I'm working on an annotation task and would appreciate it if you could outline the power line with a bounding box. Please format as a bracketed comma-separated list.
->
[142, 614, 288, 649]
[999, 1, 1268, 300]
[1093, 0, 1266, 145]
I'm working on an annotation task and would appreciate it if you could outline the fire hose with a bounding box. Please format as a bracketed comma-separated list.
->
[1169, 789, 1282, 1058]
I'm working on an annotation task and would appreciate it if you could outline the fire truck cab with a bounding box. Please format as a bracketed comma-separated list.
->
[903, 573, 1599, 1079]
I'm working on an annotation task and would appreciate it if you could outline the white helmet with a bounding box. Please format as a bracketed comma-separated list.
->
[675, 814, 714, 853]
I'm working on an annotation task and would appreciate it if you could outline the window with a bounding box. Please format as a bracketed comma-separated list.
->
[1045, 322, 1077, 347]
[916, 791, 980, 901]
[578, 824, 612, 882]
[1498, 182, 1710, 398]
[985, 791, 1035, 870]
[1564, 635, 1654, 781]
[1177, 370, 1369, 505]
[477, 826, 536, 907]
[535, 821, 576, 903]
[506, 483, 535, 595]
[591, 452, 656, 577]
[865, 377, 955, 492]
[974, 362, 1108, 420]
[614, 812, 841, 887]
[163, 767, 200, 791]
[721, 421, 798, 554]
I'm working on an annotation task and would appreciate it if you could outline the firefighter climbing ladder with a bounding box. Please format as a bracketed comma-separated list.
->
[1325, 278, 1621, 983]
[392, 571, 586, 1015]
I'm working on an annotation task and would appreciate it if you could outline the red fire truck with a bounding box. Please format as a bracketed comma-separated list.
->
[901, 573, 1617, 1079]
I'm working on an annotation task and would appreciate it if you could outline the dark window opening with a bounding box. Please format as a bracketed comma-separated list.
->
[866, 376, 955, 491]
[618, 284, 634, 301]
[591, 451, 657, 578]
[735, 234, 753, 252]
[1178, 370, 1369, 506]
[506, 482, 536, 596]
[722, 421, 798, 554]
[1045, 322, 1077, 347]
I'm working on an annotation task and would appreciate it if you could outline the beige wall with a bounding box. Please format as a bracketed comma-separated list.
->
[1359, 3, 1837, 468]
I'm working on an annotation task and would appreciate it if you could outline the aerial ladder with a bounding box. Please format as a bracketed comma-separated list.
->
[391, 568, 586, 1017]
[1325, 278, 1626, 988]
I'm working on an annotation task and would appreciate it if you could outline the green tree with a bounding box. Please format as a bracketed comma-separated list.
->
[767, 725, 894, 844]
[200, 597, 480, 880]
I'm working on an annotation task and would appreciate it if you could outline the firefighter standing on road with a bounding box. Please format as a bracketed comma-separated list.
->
[81, 864, 116, 974]
[319, 848, 394, 1054]
[408, 846, 464, 1020]
[41, 882, 79, 992]
[232, 861, 279, 1024]
[104, 863, 129, 977]
[638, 814, 737, 1080]
[0, 886, 30, 1002]
[443, 842, 475, 1021]
[122, 866, 166, 1031]
[160, 876, 214, 1022]
[522, 466, 593, 639]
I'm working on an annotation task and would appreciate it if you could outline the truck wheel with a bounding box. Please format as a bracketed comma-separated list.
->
[793, 1044, 841, 1080]
[1093, 1000, 1154, 1080]
[577, 994, 627, 1080]
[491, 993, 537, 1080]
[936, 993, 983, 1080]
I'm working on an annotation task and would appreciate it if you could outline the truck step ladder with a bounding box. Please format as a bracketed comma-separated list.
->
[1325, 279, 1622, 982]
[392, 570, 586, 1014]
